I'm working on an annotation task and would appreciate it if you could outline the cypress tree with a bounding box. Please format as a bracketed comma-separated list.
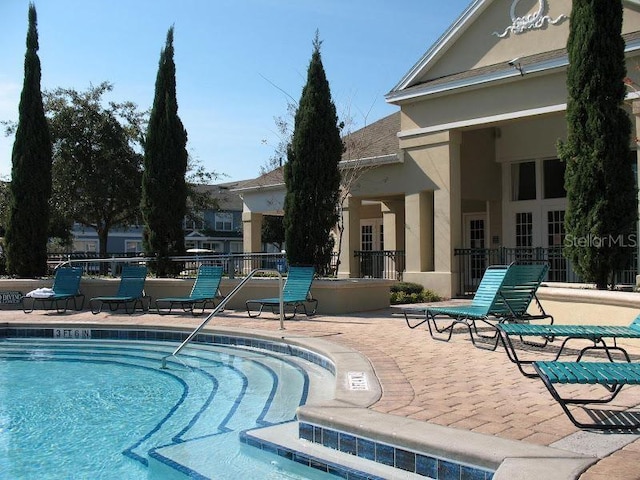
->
[5, 3, 52, 278]
[559, 0, 637, 289]
[141, 26, 188, 277]
[283, 32, 343, 275]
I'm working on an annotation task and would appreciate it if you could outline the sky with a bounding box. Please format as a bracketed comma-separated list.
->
[0, 0, 470, 183]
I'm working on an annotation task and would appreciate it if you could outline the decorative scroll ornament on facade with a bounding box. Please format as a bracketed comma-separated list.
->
[493, 0, 567, 38]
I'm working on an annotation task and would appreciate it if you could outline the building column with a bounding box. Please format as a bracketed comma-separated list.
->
[435, 131, 462, 276]
[399, 129, 462, 297]
[242, 211, 263, 273]
[633, 100, 640, 285]
[381, 199, 405, 278]
[242, 211, 263, 253]
[337, 196, 361, 278]
[404, 191, 434, 273]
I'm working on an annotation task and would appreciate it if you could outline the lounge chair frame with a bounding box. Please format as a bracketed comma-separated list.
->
[403, 263, 551, 349]
[155, 265, 224, 315]
[89, 265, 148, 314]
[533, 360, 640, 430]
[23, 267, 85, 314]
[246, 266, 318, 320]
[498, 316, 640, 377]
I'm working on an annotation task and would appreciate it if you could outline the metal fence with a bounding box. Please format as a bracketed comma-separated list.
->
[47, 250, 403, 280]
[47, 252, 288, 278]
[454, 247, 638, 296]
[353, 250, 405, 280]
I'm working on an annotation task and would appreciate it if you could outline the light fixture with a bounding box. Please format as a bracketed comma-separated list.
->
[508, 57, 524, 76]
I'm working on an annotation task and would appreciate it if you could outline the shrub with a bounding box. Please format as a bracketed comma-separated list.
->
[390, 282, 441, 305]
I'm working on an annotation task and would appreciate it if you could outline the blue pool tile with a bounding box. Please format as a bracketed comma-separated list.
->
[461, 465, 490, 480]
[439, 459, 462, 480]
[327, 465, 349, 478]
[262, 443, 279, 455]
[322, 429, 339, 449]
[395, 448, 416, 472]
[278, 449, 293, 461]
[375, 443, 394, 466]
[313, 425, 323, 443]
[293, 453, 310, 466]
[309, 459, 328, 472]
[416, 454, 438, 477]
[346, 472, 369, 480]
[356, 437, 376, 461]
[299, 422, 313, 441]
[339, 432, 357, 455]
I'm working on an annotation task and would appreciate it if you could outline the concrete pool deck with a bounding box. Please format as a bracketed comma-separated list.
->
[1, 305, 639, 480]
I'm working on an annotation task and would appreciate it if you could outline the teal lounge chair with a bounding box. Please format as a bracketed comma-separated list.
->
[494, 263, 551, 323]
[89, 265, 148, 314]
[403, 263, 551, 349]
[155, 265, 223, 315]
[23, 267, 85, 314]
[403, 264, 512, 347]
[498, 315, 640, 377]
[533, 360, 640, 430]
[246, 266, 318, 319]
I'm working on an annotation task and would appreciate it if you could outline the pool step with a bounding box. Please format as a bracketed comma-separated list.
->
[0, 338, 309, 470]
[149, 429, 339, 480]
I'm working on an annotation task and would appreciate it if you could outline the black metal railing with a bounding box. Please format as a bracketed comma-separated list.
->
[454, 247, 638, 296]
[47, 250, 404, 280]
[353, 250, 405, 280]
[47, 252, 288, 278]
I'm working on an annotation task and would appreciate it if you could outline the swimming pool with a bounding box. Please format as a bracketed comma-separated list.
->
[0, 335, 340, 479]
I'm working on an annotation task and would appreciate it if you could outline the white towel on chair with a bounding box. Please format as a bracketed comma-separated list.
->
[25, 288, 55, 298]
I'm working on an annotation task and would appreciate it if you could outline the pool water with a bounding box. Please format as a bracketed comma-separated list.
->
[0, 338, 338, 479]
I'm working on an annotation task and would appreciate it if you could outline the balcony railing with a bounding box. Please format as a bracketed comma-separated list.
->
[454, 247, 638, 296]
[353, 250, 405, 280]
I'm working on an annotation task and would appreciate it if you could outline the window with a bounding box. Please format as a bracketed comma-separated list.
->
[125, 240, 142, 254]
[83, 242, 97, 253]
[511, 162, 536, 201]
[515, 212, 533, 247]
[361, 225, 373, 251]
[215, 213, 233, 231]
[547, 210, 566, 282]
[183, 216, 205, 231]
[543, 159, 566, 199]
[547, 210, 565, 247]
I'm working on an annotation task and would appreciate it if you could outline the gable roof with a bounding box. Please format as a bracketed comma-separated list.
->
[194, 179, 251, 210]
[389, 0, 490, 94]
[234, 112, 402, 192]
[387, 0, 640, 105]
[232, 166, 285, 192]
[342, 112, 400, 162]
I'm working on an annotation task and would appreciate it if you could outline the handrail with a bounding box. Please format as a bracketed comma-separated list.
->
[161, 268, 284, 368]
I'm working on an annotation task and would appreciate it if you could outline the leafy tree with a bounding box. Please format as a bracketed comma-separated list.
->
[283, 32, 343, 275]
[5, 4, 52, 278]
[141, 26, 189, 276]
[262, 215, 285, 251]
[0, 179, 9, 237]
[558, 0, 637, 289]
[44, 82, 145, 258]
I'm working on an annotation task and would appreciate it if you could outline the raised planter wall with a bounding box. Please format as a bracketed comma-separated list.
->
[0, 277, 396, 314]
[536, 287, 640, 325]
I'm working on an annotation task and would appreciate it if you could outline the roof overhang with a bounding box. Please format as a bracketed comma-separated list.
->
[387, 36, 640, 106]
[339, 154, 401, 170]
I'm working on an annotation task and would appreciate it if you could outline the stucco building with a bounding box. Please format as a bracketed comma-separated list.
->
[237, 0, 640, 298]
